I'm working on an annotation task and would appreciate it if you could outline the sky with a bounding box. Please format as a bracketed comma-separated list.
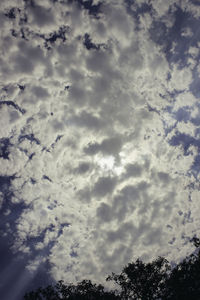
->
[0, 0, 200, 299]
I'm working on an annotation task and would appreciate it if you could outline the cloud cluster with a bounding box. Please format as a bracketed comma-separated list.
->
[1, 0, 200, 296]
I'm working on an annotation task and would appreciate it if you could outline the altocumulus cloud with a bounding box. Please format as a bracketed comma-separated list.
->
[1, 0, 200, 299]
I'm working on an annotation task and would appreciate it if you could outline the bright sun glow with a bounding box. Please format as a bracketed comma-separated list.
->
[95, 155, 124, 175]
[98, 155, 115, 170]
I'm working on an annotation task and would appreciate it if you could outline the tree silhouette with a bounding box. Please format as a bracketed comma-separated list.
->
[107, 256, 171, 300]
[24, 237, 200, 300]
[24, 279, 120, 300]
[161, 237, 200, 300]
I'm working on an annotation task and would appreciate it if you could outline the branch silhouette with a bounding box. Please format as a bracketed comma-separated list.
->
[24, 237, 200, 300]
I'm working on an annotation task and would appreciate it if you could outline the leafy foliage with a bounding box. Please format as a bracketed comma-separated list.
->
[162, 239, 200, 300]
[24, 279, 120, 300]
[24, 237, 200, 300]
[107, 257, 171, 300]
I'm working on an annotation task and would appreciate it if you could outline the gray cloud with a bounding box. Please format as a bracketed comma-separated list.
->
[106, 221, 135, 244]
[84, 136, 123, 156]
[1, 0, 200, 297]
[92, 176, 117, 198]
[86, 50, 110, 73]
[123, 163, 143, 178]
[75, 162, 91, 174]
[28, 4, 55, 27]
[31, 86, 49, 99]
[68, 85, 87, 106]
[68, 111, 104, 130]
[96, 202, 113, 222]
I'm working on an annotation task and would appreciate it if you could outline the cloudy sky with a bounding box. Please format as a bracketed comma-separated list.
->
[1, 0, 200, 299]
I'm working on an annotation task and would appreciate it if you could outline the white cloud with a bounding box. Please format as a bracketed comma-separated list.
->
[0, 0, 200, 293]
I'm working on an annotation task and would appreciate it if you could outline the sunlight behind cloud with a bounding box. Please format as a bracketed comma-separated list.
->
[95, 154, 124, 175]
[1, 0, 200, 299]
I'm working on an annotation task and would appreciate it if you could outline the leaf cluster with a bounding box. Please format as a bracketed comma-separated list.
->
[24, 237, 200, 300]
[24, 279, 120, 300]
